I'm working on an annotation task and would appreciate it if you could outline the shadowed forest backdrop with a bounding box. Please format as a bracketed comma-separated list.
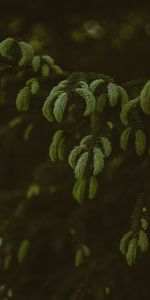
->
[0, 1, 150, 299]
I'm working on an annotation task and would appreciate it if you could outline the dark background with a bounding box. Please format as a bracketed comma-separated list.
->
[0, 1, 150, 299]
[1, 0, 150, 81]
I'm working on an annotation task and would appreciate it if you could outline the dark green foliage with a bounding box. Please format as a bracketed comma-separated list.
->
[0, 5, 150, 300]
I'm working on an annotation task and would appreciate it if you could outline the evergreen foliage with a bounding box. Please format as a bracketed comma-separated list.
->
[0, 12, 150, 298]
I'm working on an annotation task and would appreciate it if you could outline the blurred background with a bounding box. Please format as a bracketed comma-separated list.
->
[0, 0, 150, 81]
[0, 1, 150, 300]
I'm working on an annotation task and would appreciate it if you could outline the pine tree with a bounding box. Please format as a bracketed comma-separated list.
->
[0, 4, 150, 300]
